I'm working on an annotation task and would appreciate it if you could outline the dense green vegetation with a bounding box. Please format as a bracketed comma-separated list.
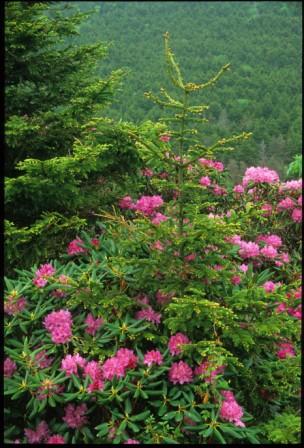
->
[73, 1, 302, 177]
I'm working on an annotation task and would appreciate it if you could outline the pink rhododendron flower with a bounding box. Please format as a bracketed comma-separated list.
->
[277, 342, 295, 359]
[184, 253, 196, 262]
[134, 195, 164, 216]
[61, 353, 86, 376]
[260, 245, 278, 259]
[220, 391, 245, 427]
[242, 166, 279, 187]
[168, 333, 191, 356]
[144, 350, 163, 366]
[141, 167, 154, 177]
[119, 196, 135, 209]
[261, 203, 273, 216]
[135, 293, 150, 305]
[291, 208, 302, 223]
[156, 290, 174, 305]
[102, 357, 126, 380]
[4, 357, 17, 377]
[199, 176, 211, 186]
[159, 134, 170, 142]
[169, 361, 193, 384]
[63, 404, 88, 429]
[288, 305, 301, 320]
[35, 350, 53, 369]
[263, 281, 279, 293]
[151, 212, 168, 225]
[213, 161, 224, 171]
[214, 264, 224, 271]
[158, 171, 169, 179]
[277, 197, 295, 210]
[44, 309, 73, 344]
[83, 360, 104, 392]
[227, 235, 242, 245]
[297, 195, 302, 206]
[150, 240, 165, 251]
[194, 361, 225, 383]
[116, 348, 138, 369]
[85, 313, 104, 336]
[58, 274, 70, 284]
[275, 303, 287, 313]
[213, 184, 227, 196]
[35, 263, 56, 278]
[25, 421, 50, 444]
[198, 158, 224, 171]
[4, 295, 26, 315]
[279, 179, 302, 192]
[233, 184, 244, 194]
[91, 237, 100, 248]
[238, 241, 260, 258]
[135, 307, 161, 324]
[256, 234, 282, 248]
[124, 440, 140, 444]
[33, 276, 48, 288]
[47, 435, 65, 444]
[67, 238, 86, 256]
[239, 263, 248, 272]
[232, 275, 241, 285]
[279, 252, 290, 263]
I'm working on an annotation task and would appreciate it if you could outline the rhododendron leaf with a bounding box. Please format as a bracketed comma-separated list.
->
[213, 428, 226, 443]
[184, 410, 202, 423]
[95, 422, 109, 437]
[131, 410, 151, 422]
[220, 424, 243, 439]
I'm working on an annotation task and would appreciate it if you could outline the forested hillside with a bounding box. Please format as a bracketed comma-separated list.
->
[72, 1, 301, 176]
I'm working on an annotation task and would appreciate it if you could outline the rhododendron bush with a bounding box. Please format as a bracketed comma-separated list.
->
[4, 34, 301, 444]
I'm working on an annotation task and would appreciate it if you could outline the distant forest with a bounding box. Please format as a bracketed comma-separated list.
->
[70, 1, 301, 178]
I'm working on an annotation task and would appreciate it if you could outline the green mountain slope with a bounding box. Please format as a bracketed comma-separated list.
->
[71, 1, 302, 175]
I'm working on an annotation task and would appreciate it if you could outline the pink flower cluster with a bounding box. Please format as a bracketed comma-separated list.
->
[242, 166, 279, 187]
[168, 333, 191, 356]
[263, 281, 281, 293]
[256, 234, 282, 248]
[124, 439, 140, 444]
[33, 263, 56, 288]
[67, 237, 86, 256]
[47, 435, 65, 444]
[169, 361, 193, 384]
[25, 421, 50, 444]
[44, 309, 73, 344]
[102, 348, 137, 380]
[4, 295, 26, 315]
[35, 349, 53, 369]
[277, 342, 296, 359]
[143, 350, 163, 366]
[135, 307, 161, 325]
[156, 290, 174, 305]
[194, 361, 225, 383]
[279, 179, 302, 192]
[63, 403, 88, 429]
[141, 167, 154, 177]
[83, 360, 104, 393]
[233, 184, 245, 194]
[151, 212, 168, 225]
[85, 313, 104, 336]
[198, 158, 224, 172]
[61, 353, 87, 376]
[4, 357, 17, 377]
[220, 390, 245, 427]
[159, 134, 171, 142]
[238, 241, 260, 259]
